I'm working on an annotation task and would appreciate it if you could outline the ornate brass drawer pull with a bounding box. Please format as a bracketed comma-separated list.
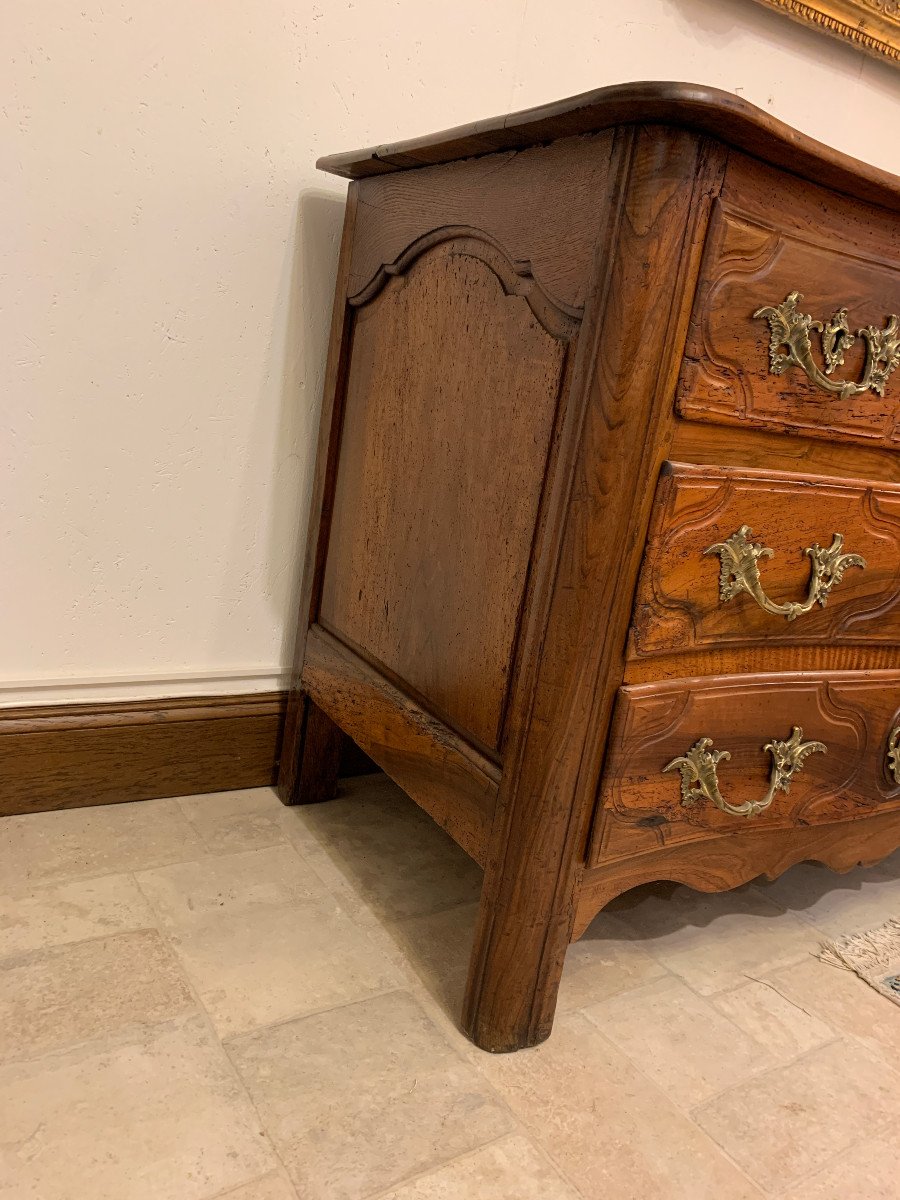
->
[753, 292, 900, 400]
[704, 526, 866, 622]
[889, 727, 900, 785]
[664, 727, 826, 819]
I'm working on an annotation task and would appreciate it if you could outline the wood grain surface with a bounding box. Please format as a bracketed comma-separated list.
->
[316, 82, 900, 213]
[1, 693, 285, 816]
[630, 462, 900, 657]
[678, 155, 900, 446]
[282, 88, 900, 1052]
[461, 128, 726, 1051]
[346, 132, 615, 314]
[280, 186, 360, 806]
[284, 697, 344, 807]
[575, 805, 900, 939]
[301, 624, 498, 865]
[670, 419, 900, 486]
[592, 671, 900, 866]
[320, 244, 570, 753]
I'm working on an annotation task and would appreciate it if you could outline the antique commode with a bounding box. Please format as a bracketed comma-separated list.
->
[278, 83, 900, 1051]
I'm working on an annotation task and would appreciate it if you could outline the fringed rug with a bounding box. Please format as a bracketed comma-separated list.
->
[820, 917, 900, 1008]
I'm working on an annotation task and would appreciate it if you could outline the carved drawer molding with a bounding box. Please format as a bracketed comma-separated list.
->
[629, 462, 900, 658]
[592, 671, 900, 866]
[677, 191, 900, 447]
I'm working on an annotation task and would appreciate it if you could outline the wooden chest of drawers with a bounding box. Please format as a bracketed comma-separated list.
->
[279, 83, 900, 1051]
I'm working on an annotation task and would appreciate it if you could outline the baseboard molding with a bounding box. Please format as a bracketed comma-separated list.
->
[0, 693, 287, 817]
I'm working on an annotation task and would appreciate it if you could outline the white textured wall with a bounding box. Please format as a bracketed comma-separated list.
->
[4, 0, 900, 705]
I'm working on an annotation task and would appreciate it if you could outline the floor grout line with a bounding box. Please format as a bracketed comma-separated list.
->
[686, 1033, 843, 1117]
[128, 872, 298, 1199]
[767, 1120, 900, 1199]
[360, 1130, 519, 1200]
[0, 919, 161, 966]
[556, 1015, 770, 1198]
[205, 1168, 299, 1200]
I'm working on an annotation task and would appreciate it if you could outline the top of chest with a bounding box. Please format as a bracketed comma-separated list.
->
[316, 80, 900, 212]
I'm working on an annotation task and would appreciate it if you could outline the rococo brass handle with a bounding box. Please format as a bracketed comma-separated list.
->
[889, 727, 900, 786]
[754, 292, 900, 400]
[704, 526, 866, 622]
[664, 727, 826, 819]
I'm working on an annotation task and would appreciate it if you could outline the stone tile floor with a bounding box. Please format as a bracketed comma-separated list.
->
[1, 773, 899, 1199]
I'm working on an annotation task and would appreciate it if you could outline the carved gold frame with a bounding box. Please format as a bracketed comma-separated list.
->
[750, 1, 900, 63]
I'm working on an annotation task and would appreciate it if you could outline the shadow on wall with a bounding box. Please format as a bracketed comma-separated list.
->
[211, 187, 346, 673]
[273, 190, 347, 674]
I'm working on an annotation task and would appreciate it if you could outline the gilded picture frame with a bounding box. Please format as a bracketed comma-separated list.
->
[750, 1, 900, 64]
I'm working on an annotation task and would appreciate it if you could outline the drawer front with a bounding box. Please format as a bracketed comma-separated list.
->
[592, 671, 900, 866]
[677, 157, 900, 447]
[629, 462, 900, 658]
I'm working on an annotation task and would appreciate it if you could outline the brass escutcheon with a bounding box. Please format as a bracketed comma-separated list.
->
[889, 727, 900, 786]
[663, 726, 826, 819]
[704, 526, 866, 621]
[754, 292, 900, 400]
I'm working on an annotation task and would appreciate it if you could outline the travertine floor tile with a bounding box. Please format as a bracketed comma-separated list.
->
[753, 860, 900, 936]
[0, 1013, 276, 1200]
[387, 901, 478, 1011]
[4, 780, 898, 1200]
[227, 990, 512, 1200]
[138, 845, 399, 1036]
[609, 882, 818, 993]
[781, 1125, 900, 1199]
[0, 928, 195, 1061]
[0, 872, 155, 958]
[276, 772, 397, 855]
[0, 798, 206, 889]
[178, 789, 290, 856]
[558, 910, 669, 1013]
[378, 1135, 581, 1199]
[279, 775, 482, 921]
[136, 844, 326, 924]
[765, 955, 900, 1066]
[156, 895, 399, 1038]
[473, 1009, 763, 1199]
[710, 978, 834, 1062]
[582, 976, 774, 1107]
[693, 1039, 900, 1193]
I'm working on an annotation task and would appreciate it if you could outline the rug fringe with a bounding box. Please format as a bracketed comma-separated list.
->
[818, 917, 900, 1008]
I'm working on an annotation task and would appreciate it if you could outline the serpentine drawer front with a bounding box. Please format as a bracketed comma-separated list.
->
[281, 84, 900, 1053]
[629, 462, 900, 657]
[592, 672, 900, 867]
[677, 153, 900, 446]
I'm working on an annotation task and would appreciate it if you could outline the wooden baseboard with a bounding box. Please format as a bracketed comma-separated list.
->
[0, 692, 287, 817]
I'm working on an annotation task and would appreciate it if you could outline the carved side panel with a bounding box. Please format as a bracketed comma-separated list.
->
[677, 197, 900, 446]
[629, 462, 900, 656]
[319, 242, 573, 754]
[346, 131, 616, 315]
[591, 671, 900, 866]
